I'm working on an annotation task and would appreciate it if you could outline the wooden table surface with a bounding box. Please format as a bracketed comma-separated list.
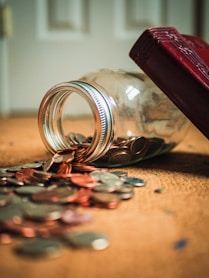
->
[0, 116, 209, 278]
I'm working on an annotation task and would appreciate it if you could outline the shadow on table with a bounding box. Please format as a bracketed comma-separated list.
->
[134, 151, 209, 177]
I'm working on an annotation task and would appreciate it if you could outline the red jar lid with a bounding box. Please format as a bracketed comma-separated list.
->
[129, 26, 209, 139]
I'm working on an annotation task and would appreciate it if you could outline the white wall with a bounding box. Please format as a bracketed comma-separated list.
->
[1, 0, 208, 115]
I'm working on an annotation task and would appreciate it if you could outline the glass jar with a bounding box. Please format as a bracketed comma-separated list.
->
[38, 69, 189, 167]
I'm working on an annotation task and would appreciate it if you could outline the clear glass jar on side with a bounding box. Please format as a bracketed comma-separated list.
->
[38, 69, 189, 167]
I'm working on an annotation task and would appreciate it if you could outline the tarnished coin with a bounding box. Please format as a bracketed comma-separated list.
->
[144, 137, 165, 158]
[64, 231, 109, 250]
[107, 148, 132, 165]
[15, 238, 63, 258]
[128, 136, 149, 155]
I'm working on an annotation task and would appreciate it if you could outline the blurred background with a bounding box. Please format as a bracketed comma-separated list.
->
[0, 0, 209, 116]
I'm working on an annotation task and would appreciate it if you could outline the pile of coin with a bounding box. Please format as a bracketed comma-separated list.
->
[67, 132, 175, 166]
[0, 152, 146, 258]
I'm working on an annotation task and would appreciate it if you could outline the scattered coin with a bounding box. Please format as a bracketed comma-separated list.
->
[15, 185, 45, 196]
[64, 231, 109, 250]
[15, 238, 63, 258]
[91, 192, 121, 209]
[61, 209, 93, 225]
[125, 177, 146, 187]
[0, 137, 148, 259]
[0, 194, 12, 207]
[32, 187, 78, 204]
[22, 202, 64, 221]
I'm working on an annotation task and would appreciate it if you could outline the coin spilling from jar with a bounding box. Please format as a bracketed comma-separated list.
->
[66, 132, 175, 166]
[0, 147, 146, 258]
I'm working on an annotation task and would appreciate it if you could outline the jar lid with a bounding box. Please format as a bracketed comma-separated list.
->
[129, 26, 209, 139]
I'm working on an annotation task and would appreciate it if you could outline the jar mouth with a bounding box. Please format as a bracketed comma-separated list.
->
[38, 81, 114, 162]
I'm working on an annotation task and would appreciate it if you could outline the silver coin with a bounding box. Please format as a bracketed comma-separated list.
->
[42, 158, 54, 172]
[68, 132, 87, 145]
[116, 191, 134, 200]
[115, 183, 133, 193]
[0, 203, 23, 222]
[15, 238, 63, 258]
[125, 177, 146, 187]
[6, 177, 24, 186]
[92, 183, 118, 193]
[21, 162, 43, 169]
[110, 171, 128, 178]
[0, 194, 12, 207]
[22, 202, 64, 221]
[99, 172, 123, 186]
[74, 133, 87, 144]
[6, 165, 23, 172]
[89, 171, 104, 181]
[15, 185, 45, 195]
[115, 183, 134, 199]
[64, 231, 109, 250]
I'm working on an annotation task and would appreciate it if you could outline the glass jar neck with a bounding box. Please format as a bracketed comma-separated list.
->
[38, 81, 114, 163]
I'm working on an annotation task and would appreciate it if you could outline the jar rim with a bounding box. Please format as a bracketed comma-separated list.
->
[38, 81, 114, 162]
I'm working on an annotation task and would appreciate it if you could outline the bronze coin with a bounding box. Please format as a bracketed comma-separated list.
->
[3, 219, 36, 238]
[70, 173, 97, 188]
[15, 168, 35, 181]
